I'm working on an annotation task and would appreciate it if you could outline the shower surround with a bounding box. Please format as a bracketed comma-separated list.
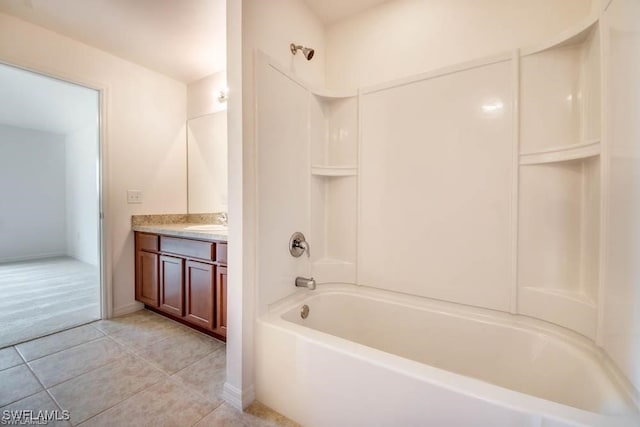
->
[248, 0, 640, 425]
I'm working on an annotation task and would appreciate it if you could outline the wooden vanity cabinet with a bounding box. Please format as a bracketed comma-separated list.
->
[134, 232, 227, 340]
[159, 255, 184, 317]
[135, 234, 159, 307]
[185, 260, 216, 330]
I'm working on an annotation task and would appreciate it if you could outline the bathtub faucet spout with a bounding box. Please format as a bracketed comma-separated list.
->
[295, 276, 316, 290]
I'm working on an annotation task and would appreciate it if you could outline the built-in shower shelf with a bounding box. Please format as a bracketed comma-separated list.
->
[311, 87, 358, 100]
[519, 140, 600, 165]
[311, 166, 358, 177]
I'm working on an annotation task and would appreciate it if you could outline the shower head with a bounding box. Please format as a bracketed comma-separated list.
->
[290, 43, 315, 61]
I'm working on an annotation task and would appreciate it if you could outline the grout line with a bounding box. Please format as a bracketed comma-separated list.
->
[170, 346, 226, 381]
[190, 400, 226, 427]
[0, 347, 24, 372]
[0, 317, 102, 351]
[0, 352, 50, 409]
[73, 375, 168, 427]
[76, 355, 224, 426]
[44, 344, 170, 425]
[17, 333, 107, 364]
[7, 312, 227, 425]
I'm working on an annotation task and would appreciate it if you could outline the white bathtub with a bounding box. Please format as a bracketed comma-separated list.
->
[255, 284, 640, 427]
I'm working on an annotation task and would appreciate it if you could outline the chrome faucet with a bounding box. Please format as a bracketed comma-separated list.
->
[295, 276, 316, 290]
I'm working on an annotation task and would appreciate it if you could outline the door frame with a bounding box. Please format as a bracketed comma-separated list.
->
[0, 58, 112, 319]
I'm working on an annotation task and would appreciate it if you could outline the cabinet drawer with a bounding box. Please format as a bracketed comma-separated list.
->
[136, 233, 159, 252]
[216, 243, 227, 265]
[160, 236, 214, 261]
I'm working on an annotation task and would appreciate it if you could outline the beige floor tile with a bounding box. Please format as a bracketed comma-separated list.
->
[107, 318, 187, 352]
[90, 310, 158, 335]
[0, 391, 71, 427]
[136, 330, 224, 374]
[194, 403, 298, 427]
[16, 324, 105, 362]
[0, 365, 43, 407]
[173, 347, 226, 403]
[28, 337, 126, 388]
[49, 354, 167, 425]
[78, 377, 218, 427]
[0, 347, 23, 371]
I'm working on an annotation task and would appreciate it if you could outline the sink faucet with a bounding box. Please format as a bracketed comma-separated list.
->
[219, 212, 228, 226]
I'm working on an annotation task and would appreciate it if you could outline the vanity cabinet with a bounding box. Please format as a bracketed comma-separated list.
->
[185, 260, 215, 330]
[159, 255, 184, 317]
[135, 234, 159, 307]
[134, 232, 227, 340]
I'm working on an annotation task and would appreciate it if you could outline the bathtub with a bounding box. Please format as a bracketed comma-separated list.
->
[255, 284, 640, 427]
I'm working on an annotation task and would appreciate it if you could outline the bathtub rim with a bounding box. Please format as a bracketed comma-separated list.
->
[261, 283, 640, 425]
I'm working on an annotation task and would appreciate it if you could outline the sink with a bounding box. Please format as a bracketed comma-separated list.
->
[185, 224, 228, 232]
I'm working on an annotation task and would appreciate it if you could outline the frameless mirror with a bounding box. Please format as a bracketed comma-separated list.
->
[186, 110, 228, 214]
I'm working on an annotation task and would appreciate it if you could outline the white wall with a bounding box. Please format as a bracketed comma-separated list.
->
[602, 0, 640, 396]
[0, 12, 188, 315]
[325, 0, 593, 89]
[242, 0, 324, 308]
[0, 124, 66, 262]
[65, 122, 99, 266]
[255, 56, 311, 312]
[243, 0, 325, 88]
[187, 71, 227, 119]
[223, 0, 326, 409]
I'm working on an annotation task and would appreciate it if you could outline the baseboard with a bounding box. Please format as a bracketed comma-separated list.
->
[0, 252, 66, 263]
[112, 302, 144, 318]
[223, 382, 256, 410]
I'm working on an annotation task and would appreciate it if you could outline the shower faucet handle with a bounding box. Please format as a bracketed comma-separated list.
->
[289, 232, 310, 257]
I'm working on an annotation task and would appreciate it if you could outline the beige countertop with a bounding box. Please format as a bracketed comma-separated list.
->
[131, 214, 227, 242]
[132, 223, 227, 242]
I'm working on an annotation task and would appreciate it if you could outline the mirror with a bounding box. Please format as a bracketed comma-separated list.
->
[187, 111, 228, 214]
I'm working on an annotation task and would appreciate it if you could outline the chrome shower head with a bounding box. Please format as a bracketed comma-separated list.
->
[290, 43, 315, 61]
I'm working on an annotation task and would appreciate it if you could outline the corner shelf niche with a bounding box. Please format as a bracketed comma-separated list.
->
[520, 21, 600, 153]
[309, 93, 358, 284]
[518, 155, 600, 339]
[517, 20, 601, 339]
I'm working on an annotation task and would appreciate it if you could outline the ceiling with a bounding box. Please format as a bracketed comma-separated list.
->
[302, 0, 391, 24]
[0, 0, 226, 83]
[0, 62, 98, 134]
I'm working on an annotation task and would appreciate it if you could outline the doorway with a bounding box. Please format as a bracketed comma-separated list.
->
[0, 62, 102, 348]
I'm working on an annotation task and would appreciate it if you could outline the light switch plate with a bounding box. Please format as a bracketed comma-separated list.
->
[127, 190, 143, 204]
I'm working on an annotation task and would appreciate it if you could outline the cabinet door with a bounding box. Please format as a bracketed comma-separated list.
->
[215, 266, 228, 337]
[159, 255, 184, 316]
[185, 260, 215, 330]
[135, 251, 159, 307]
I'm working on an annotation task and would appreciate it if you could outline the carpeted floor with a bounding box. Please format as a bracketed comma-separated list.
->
[0, 257, 100, 348]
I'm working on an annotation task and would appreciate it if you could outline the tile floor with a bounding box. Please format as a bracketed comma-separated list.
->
[0, 310, 298, 427]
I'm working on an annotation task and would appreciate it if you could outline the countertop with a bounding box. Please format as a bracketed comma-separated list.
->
[131, 214, 228, 242]
[132, 223, 228, 242]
